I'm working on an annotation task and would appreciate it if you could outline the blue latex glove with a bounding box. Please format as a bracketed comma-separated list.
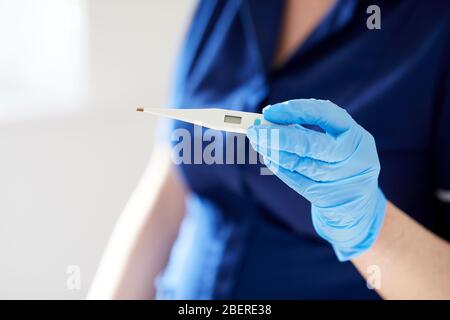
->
[247, 99, 387, 261]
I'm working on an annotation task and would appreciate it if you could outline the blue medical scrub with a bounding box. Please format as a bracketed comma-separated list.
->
[156, 0, 450, 299]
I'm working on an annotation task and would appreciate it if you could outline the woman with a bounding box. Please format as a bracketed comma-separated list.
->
[89, 0, 450, 299]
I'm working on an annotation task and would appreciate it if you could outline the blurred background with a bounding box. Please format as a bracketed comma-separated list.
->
[0, 0, 194, 299]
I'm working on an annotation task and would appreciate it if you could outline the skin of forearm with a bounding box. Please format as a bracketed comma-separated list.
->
[352, 201, 450, 299]
[88, 146, 186, 299]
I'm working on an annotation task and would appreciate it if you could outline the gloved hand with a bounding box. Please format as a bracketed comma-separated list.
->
[247, 99, 387, 261]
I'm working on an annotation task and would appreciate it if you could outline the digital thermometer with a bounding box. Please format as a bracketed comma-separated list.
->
[136, 107, 270, 134]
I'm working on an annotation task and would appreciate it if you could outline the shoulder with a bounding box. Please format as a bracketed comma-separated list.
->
[383, 0, 450, 57]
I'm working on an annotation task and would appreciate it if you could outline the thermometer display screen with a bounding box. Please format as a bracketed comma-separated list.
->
[224, 115, 242, 124]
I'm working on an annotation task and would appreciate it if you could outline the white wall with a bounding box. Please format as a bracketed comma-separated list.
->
[0, 0, 194, 299]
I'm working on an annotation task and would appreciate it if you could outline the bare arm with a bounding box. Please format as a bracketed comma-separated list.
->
[352, 201, 450, 299]
[88, 144, 187, 299]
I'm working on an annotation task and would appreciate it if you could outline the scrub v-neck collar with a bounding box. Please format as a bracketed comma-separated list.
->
[242, 0, 360, 78]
